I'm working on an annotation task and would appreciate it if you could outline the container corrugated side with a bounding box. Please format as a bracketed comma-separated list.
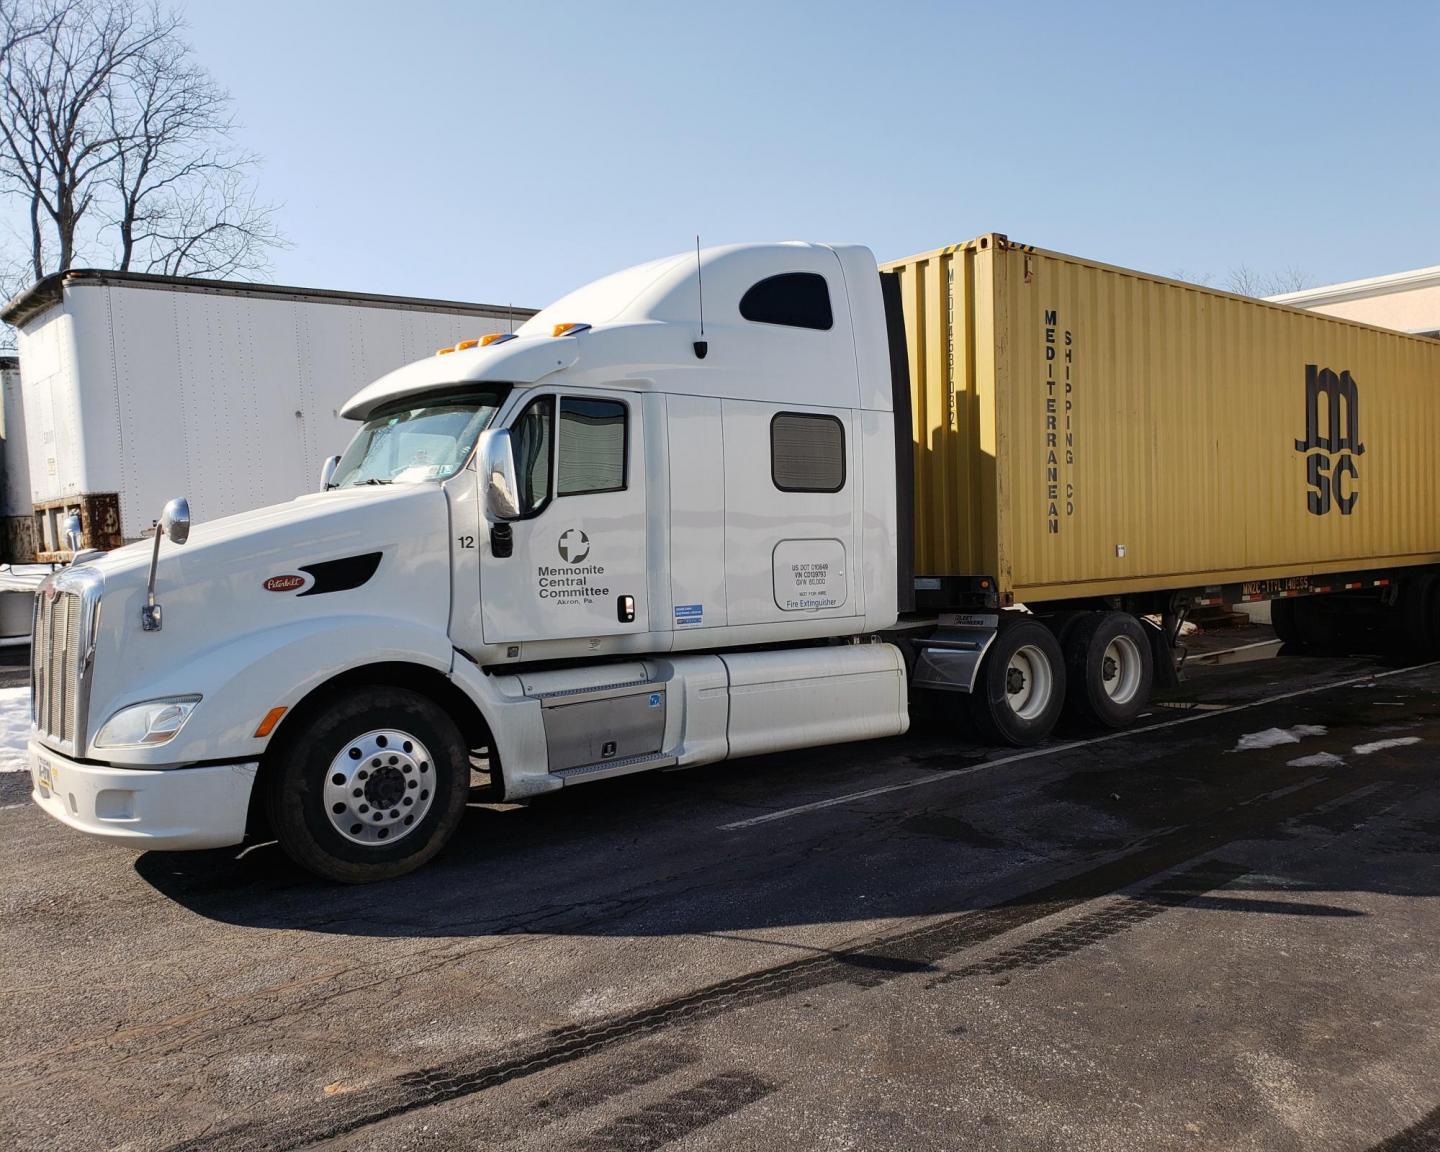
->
[885, 235, 1440, 604]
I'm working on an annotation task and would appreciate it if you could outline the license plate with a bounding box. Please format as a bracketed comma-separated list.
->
[35, 754, 55, 793]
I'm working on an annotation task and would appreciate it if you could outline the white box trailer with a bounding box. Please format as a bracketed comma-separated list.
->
[0, 355, 26, 530]
[0, 271, 534, 560]
[0, 354, 43, 641]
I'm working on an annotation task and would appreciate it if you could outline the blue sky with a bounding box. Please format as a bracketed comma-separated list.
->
[181, 0, 1438, 309]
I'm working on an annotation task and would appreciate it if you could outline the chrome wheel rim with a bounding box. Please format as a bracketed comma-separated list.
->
[1004, 644, 1053, 721]
[322, 728, 435, 846]
[1101, 635, 1143, 705]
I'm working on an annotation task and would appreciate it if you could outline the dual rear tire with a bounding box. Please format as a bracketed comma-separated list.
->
[1271, 596, 1337, 652]
[968, 611, 1155, 747]
[1272, 576, 1439, 658]
[968, 619, 1066, 746]
[1062, 611, 1154, 730]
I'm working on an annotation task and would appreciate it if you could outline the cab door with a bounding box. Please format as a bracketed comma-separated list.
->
[480, 390, 647, 644]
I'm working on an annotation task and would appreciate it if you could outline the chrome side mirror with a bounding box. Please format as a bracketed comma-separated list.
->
[160, 497, 190, 544]
[63, 511, 83, 553]
[479, 429, 520, 522]
[143, 496, 191, 632]
[319, 454, 341, 491]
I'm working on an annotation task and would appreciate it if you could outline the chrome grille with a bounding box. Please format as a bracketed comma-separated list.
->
[32, 589, 84, 747]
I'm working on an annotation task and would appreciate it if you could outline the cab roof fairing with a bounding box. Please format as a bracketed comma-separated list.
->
[339, 335, 580, 420]
[339, 242, 881, 420]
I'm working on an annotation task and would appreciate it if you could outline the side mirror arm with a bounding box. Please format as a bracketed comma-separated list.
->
[142, 497, 191, 633]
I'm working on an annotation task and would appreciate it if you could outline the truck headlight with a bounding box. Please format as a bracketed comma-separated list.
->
[95, 696, 201, 748]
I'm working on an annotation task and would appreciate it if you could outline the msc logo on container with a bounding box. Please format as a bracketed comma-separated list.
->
[1295, 364, 1365, 517]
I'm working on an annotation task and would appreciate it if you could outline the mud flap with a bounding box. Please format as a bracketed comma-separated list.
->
[1144, 615, 1183, 693]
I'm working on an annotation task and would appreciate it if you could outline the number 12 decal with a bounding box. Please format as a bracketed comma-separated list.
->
[457, 535, 475, 549]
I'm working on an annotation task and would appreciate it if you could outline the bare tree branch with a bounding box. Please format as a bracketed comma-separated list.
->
[1225, 263, 1311, 298]
[141, 166, 284, 278]
[0, 0, 284, 288]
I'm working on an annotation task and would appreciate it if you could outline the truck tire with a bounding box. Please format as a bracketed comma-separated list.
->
[1396, 572, 1439, 658]
[969, 618, 1066, 746]
[266, 686, 470, 884]
[1296, 599, 1336, 653]
[1063, 611, 1154, 729]
[1271, 597, 1306, 650]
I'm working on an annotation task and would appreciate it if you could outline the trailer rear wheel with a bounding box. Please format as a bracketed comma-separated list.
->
[1273, 596, 1340, 653]
[1063, 611, 1154, 729]
[1271, 597, 1307, 650]
[266, 686, 470, 883]
[1395, 573, 1440, 658]
[969, 619, 1065, 746]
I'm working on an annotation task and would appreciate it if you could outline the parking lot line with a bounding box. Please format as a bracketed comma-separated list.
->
[717, 661, 1439, 831]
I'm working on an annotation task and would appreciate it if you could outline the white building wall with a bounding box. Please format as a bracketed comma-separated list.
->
[1270, 266, 1440, 337]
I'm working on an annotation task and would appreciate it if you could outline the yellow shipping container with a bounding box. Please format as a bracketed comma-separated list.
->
[884, 235, 1440, 606]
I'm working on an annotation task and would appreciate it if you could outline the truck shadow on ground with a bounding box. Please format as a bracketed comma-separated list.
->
[133, 654, 1440, 942]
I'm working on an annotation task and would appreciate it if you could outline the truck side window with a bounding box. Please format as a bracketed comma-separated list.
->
[740, 273, 833, 331]
[558, 397, 627, 495]
[771, 412, 845, 492]
[511, 396, 553, 515]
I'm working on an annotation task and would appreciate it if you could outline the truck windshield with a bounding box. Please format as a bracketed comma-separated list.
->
[330, 389, 507, 488]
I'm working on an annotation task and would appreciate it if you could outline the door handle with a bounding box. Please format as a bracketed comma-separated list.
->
[617, 594, 635, 623]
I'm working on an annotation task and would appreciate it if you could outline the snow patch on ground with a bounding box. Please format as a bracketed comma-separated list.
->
[1287, 751, 1346, 769]
[1353, 737, 1422, 756]
[0, 687, 30, 772]
[1234, 724, 1327, 752]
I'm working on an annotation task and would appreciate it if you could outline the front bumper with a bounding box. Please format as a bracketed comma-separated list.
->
[29, 740, 257, 851]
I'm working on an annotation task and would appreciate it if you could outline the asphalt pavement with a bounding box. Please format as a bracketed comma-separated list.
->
[3, 651, 1440, 1151]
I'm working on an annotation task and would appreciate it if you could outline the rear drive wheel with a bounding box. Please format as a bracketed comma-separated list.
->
[267, 686, 470, 883]
[969, 618, 1066, 746]
[1063, 611, 1154, 729]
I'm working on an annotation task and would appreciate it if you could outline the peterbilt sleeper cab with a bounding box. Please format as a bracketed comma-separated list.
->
[28, 243, 914, 882]
[37, 235, 1438, 882]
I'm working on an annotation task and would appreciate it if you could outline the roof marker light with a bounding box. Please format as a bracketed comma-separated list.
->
[551, 322, 591, 338]
[436, 345, 455, 355]
[454, 338, 480, 351]
[481, 333, 517, 347]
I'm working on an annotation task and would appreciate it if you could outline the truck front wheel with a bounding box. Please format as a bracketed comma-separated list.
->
[266, 686, 471, 883]
[969, 619, 1066, 746]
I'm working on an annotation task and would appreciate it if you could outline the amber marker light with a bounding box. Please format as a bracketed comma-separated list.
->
[254, 707, 287, 738]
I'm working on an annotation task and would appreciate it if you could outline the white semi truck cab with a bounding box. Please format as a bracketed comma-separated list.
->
[28, 243, 920, 881]
[33, 235, 1440, 880]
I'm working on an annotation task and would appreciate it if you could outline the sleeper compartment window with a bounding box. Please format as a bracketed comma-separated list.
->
[771, 413, 845, 493]
[740, 273, 833, 330]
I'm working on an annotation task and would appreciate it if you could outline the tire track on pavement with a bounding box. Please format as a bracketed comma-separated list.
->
[164, 770, 1398, 1152]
